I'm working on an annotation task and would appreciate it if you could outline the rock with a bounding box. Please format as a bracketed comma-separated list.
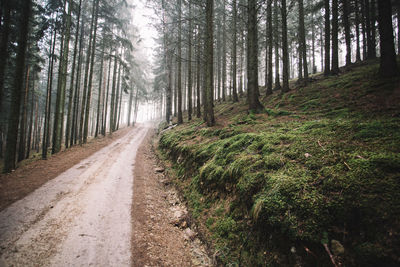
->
[154, 167, 165, 173]
[184, 228, 196, 241]
[331, 240, 344, 256]
[171, 209, 187, 226]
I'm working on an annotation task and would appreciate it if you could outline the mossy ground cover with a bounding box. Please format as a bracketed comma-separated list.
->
[158, 60, 400, 266]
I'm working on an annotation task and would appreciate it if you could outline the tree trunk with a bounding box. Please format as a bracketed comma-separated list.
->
[361, 0, 367, 59]
[26, 78, 35, 159]
[331, 0, 339, 74]
[232, 0, 239, 102]
[266, 0, 273, 94]
[324, 0, 331, 75]
[128, 83, 134, 126]
[247, 0, 264, 111]
[18, 66, 30, 162]
[95, 39, 105, 137]
[113, 61, 122, 131]
[53, 0, 72, 153]
[196, 26, 202, 118]
[65, 0, 82, 149]
[83, 0, 100, 143]
[102, 55, 112, 135]
[177, 0, 183, 124]
[71, 20, 85, 145]
[187, 1, 193, 120]
[377, 0, 398, 77]
[79, 0, 97, 143]
[109, 53, 118, 134]
[3, 0, 31, 173]
[311, 0, 316, 73]
[355, 0, 362, 62]
[342, 0, 352, 66]
[42, 22, 57, 159]
[0, 0, 11, 108]
[370, 0, 376, 58]
[274, 0, 281, 89]
[222, 0, 227, 101]
[204, 0, 215, 126]
[281, 0, 290, 93]
[299, 0, 308, 80]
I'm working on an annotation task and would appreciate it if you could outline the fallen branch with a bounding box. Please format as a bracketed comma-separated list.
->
[323, 243, 339, 267]
[343, 161, 352, 170]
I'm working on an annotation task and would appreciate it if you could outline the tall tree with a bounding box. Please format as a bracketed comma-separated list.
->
[355, 0, 362, 62]
[0, 0, 11, 108]
[298, 0, 308, 80]
[324, 0, 331, 75]
[377, 0, 398, 77]
[273, 0, 281, 89]
[187, 1, 193, 120]
[342, 0, 352, 66]
[266, 0, 273, 95]
[281, 0, 290, 93]
[231, 0, 239, 102]
[177, 0, 183, 124]
[247, 0, 264, 111]
[83, 0, 100, 143]
[222, 0, 227, 102]
[204, 0, 215, 126]
[17, 67, 30, 162]
[53, 0, 72, 153]
[3, 0, 32, 173]
[331, 0, 339, 74]
[65, 0, 82, 148]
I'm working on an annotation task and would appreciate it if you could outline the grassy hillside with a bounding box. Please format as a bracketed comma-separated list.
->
[158, 60, 400, 266]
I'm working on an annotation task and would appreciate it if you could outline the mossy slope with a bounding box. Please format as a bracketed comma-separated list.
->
[159, 60, 400, 266]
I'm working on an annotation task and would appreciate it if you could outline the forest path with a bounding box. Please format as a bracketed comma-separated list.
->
[0, 124, 151, 266]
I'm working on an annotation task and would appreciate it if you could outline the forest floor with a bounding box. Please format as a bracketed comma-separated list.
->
[0, 124, 211, 266]
[158, 59, 400, 266]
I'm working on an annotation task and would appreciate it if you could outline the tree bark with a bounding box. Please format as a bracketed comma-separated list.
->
[377, 0, 398, 77]
[331, 0, 339, 74]
[281, 0, 290, 93]
[42, 21, 57, 159]
[299, 0, 308, 80]
[266, 0, 273, 94]
[102, 55, 112, 135]
[3, 0, 32, 173]
[274, 0, 281, 89]
[177, 0, 183, 124]
[83, 0, 100, 143]
[0, 0, 11, 108]
[247, 0, 264, 111]
[53, 0, 72, 153]
[196, 25, 202, 118]
[324, 0, 331, 75]
[95, 39, 105, 137]
[355, 0, 362, 62]
[26, 78, 35, 159]
[231, 0, 239, 102]
[342, 0, 352, 66]
[187, 1, 193, 120]
[222, 0, 227, 101]
[204, 0, 215, 126]
[65, 0, 82, 148]
[18, 66, 30, 162]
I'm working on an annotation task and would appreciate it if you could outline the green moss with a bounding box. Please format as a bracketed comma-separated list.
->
[158, 59, 400, 266]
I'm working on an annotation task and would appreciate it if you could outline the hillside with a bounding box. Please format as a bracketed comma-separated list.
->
[158, 60, 400, 266]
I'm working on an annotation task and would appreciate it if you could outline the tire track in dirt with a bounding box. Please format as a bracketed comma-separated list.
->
[0, 125, 149, 266]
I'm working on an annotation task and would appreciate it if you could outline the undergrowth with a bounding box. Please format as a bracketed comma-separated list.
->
[158, 60, 400, 266]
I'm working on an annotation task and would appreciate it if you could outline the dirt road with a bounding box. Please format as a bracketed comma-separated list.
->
[0, 125, 150, 266]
